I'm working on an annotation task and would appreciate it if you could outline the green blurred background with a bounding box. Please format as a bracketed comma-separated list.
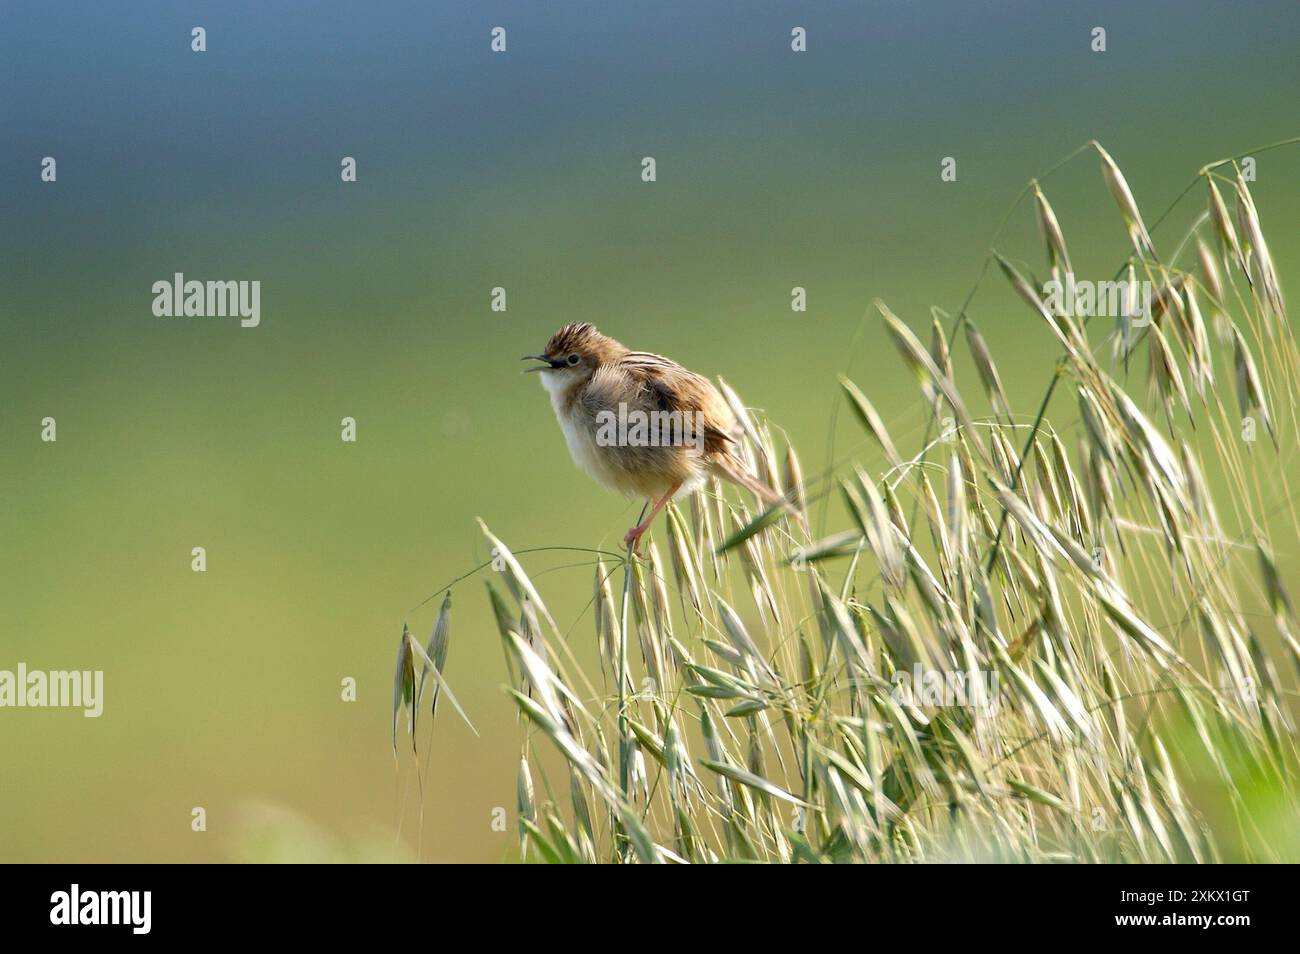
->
[1, 1, 1297, 861]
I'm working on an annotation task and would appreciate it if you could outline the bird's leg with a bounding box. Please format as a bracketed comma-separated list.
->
[623, 482, 681, 555]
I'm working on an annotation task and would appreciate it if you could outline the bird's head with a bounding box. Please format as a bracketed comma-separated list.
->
[522, 323, 624, 385]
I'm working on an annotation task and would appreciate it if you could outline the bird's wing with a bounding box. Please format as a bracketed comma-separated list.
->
[617, 352, 740, 455]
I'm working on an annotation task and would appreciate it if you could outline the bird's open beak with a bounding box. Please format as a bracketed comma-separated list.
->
[521, 354, 559, 373]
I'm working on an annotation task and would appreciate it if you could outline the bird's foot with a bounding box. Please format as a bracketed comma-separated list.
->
[623, 525, 647, 555]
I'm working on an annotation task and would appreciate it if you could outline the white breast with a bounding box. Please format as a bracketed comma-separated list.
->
[541, 371, 621, 492]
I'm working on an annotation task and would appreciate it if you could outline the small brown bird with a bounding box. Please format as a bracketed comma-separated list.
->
[524, 323, 784, 553]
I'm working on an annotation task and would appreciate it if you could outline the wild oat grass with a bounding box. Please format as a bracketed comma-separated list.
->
[395, 139, 1300, 863]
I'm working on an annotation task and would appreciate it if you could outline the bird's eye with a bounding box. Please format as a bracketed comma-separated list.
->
[566, 353, 580, 366]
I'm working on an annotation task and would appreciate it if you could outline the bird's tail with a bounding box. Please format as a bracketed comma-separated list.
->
[711, 456, 809, 533]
